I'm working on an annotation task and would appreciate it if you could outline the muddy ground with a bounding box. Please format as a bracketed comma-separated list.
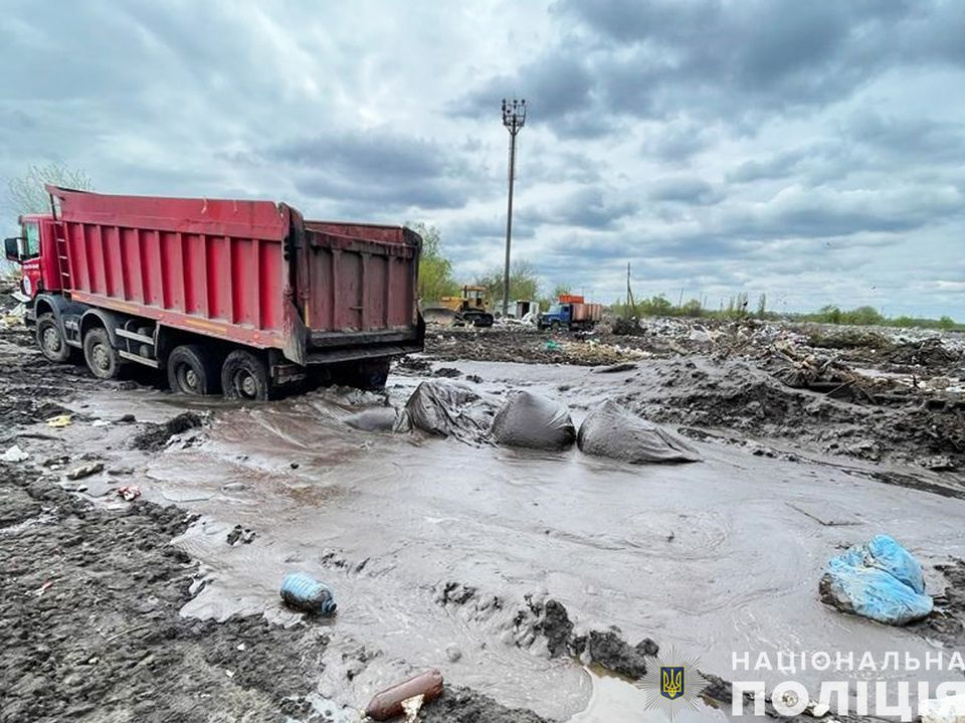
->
[0, 321, 558, 722]
[2, 310, 965, 722]
[423, 320, 965, 475]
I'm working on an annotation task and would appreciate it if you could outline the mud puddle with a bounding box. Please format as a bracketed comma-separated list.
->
[38, 358, 959, 720]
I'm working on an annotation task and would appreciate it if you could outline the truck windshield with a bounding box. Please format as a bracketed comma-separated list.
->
[548, 304, 561, 314]
[23, 221, 40, 259]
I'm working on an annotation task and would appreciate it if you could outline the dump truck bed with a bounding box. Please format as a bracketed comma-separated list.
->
[50, 186, 422, 365]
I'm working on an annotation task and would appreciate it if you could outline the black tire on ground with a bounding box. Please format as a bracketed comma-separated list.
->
[167, 344, 221, 396]
[473, 313, 494, 328]
[36, 313, 73, 363]
[83, 326, 124, 380]
[221, 349, 271, 401]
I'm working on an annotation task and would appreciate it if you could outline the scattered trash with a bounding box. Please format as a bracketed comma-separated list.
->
[432, 367, 462, 378]
[365, 669, 444, 721]
[595, 362, 637, 373]
[34, 580, 53, 597]
[66, 461, 105, 480]
[279, 572, 337, 616]
[544, 341, 562, 351]
[918, 455, 955, 471]
[401, 694, 425, 723]
[131, 412, 204, 452]
[46, 414, 73, 428]
[2, 445, 29, 463]
[819, 534, 933, 625]
[115, 485, 141, 501]
[921, 693, 965, 723]
[491, 391, 576, 451]
[226, 525, 256, 546]
[445, 644, 462, 663]
[91, 419, 112, 428]
[577, 400, 702, 464]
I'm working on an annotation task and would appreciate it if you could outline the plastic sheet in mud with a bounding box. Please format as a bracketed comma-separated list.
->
[397, 380, 497, 444]
[577, 400, 701, 464]
[491, 390, 576, 451]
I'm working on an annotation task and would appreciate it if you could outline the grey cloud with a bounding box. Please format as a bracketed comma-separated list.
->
[265, 131, 494, 212]
[846, 112, 965, 163]
[450, 49, 594, 123]
[727, 150, 808, 184]
[642, 120, 714, 163]
[520, 187, 638, 231]
[650, 178, 722, 206]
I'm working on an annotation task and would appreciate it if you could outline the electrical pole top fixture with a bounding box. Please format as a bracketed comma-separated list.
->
[502, 98, 527, 135]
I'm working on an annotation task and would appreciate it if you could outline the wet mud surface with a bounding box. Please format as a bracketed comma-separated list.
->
[0, 465, 330, 723]
[2, 313, 965, 721]
[424, 323, 965, 473]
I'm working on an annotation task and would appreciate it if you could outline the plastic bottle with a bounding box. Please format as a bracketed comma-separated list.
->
[365, 670, 444, 721]
[279, 572, 337, 616]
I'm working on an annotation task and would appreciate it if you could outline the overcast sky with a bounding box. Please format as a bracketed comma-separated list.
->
[2, 0, 964, 317]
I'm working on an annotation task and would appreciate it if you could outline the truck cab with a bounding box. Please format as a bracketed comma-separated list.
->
[538, 303, 571, 330]
[4, 214, 57, 303]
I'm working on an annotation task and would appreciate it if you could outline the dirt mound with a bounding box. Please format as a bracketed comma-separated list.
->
[806, 328, 893, 350]
[422, 688, 550, 723]
[132, 412, 204, 451]
[0, 463, 327, 722]
[881, 338, 962, 368]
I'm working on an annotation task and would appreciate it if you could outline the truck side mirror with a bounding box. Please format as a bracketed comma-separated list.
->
[3, 236, 21, 262]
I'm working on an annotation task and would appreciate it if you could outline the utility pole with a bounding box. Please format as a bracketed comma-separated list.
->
[501, 98, 526, 318]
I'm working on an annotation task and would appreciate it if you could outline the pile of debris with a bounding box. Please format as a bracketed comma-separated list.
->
[764, 341, 890, 402]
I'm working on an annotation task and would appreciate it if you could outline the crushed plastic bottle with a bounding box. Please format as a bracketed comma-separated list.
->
[279, 572, 337, 616]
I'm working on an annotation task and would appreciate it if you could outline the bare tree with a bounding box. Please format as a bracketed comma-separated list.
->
[5, 162, 93, 216]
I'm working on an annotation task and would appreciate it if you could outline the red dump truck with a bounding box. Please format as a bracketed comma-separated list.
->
[3, 186, 424, 399]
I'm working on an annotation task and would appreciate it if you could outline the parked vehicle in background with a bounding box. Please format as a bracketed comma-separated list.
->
[422, 285, 494, 328]
[3, 186, 424, 399]
[537, 295, 603, 331]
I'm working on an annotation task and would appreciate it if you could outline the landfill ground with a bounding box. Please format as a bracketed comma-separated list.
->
[1, 311, 965, 722]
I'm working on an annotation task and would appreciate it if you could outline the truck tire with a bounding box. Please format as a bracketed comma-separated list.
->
[221, 349, 271, 401]
[168, 344, 221, 396]
[36, 314, 73, 363]
[357, 358, 391, 389]
[330, 358, 391, 390]
[83, 327, 123, 379]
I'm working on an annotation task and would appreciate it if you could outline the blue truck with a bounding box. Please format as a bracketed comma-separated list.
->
[537, 296, 603, 331]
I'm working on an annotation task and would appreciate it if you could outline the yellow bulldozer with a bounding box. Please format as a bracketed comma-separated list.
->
[422, 285, 495, 328]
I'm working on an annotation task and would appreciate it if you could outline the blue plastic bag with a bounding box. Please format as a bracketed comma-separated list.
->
[820, 534, 932, 626]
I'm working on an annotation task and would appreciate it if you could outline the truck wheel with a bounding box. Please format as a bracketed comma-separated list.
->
[357, 358, 391, 389]
[330, 358, 391, 390]
[551, 320, 561, 332]
[168, 345, 221, 396]
[221, 350, 271, 401]
[83, 327, 123, 379]
[36, 314, 73, 363]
